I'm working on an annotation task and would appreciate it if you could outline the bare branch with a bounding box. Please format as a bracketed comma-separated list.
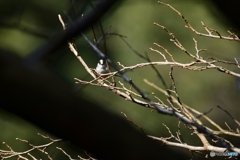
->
[158, 1, 240, 42]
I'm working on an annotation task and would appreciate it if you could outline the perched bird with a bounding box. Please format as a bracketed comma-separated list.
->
[95, 59, 121, 80]
[95, 59, 109, 76]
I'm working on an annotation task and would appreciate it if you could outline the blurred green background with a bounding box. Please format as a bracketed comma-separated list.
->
[0, 0, 240, 159]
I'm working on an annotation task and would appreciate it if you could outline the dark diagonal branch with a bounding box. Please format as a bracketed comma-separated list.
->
[25, 0, 118, 68]
[81, 33, 238, 152]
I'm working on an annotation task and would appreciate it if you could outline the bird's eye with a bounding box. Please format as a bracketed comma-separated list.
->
[99, 59, 104, 65]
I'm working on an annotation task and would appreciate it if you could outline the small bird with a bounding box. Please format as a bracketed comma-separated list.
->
[95, 59, 120, 86]
[95, 59, 109, 76]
